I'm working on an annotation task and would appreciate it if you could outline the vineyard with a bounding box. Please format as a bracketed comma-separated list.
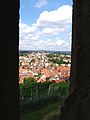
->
[19, 77, 70, 116]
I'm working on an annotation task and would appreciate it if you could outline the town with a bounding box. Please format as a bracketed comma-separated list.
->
[19, 51, 71, 84]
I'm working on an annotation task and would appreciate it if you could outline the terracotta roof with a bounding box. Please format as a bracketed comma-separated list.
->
[58, 66, 70, 71]
[19, 67, 27, 73]
[19, 71, 35, 82]
[19, 75, 31, 82]
[50, 69, 59, 76]
[41, 69, 50, 78]
[22, 62, 29, 66]
[52, 79, 65, 83]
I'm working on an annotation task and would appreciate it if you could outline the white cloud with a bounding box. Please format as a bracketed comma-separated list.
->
[56, 40, 65, 46]
[19, 38, 70, 51]
[19, 19, 22, 23]
[37, 5, 72, 22]
[35, 5, 72, 35]
[19, 5, 72, 51]
[19, 23, 37, 34]
[35, 0, 47, 8]
[42, 27, 65, 35]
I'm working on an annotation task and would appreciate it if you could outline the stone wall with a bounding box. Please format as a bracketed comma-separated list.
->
[60, 0, 90, 120]
[0, 0, 19, 120]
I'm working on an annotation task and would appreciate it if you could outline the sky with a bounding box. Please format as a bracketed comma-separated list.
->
[19, 0, 72, 51]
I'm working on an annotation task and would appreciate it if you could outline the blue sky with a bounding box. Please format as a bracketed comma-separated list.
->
[19, 0, 72, 51]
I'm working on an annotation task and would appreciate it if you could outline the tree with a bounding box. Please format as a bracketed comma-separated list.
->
[58, 81, 70, 101]
[19, 77, 37, 101]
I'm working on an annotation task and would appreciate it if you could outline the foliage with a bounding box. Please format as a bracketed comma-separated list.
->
[19, 78, 70, 115]
[19, 77, 37, 100]
[20, 62, 22, 66]
[19, 52, 28, 56]
[30, 59, 35, 63]
[46, 53, 56, 58]
[51, 63, 55, 67]
[48, 58, 68, 65]
[46, 53, 61, 58]
[57, 81, 70, 100]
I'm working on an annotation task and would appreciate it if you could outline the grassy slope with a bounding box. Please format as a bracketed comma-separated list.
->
[20, 101, 61, 120]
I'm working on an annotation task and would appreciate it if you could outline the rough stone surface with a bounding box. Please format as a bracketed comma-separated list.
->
[60, 0, 90, 120]
[0, 0, 19, 120]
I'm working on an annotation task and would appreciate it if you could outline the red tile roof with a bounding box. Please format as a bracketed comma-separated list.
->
[52, 79, 65, 83]
[41, 69, 50, 78]
[50, 69, 59, 76]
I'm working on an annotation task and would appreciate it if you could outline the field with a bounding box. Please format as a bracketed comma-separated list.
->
[20, 101, 61, 120]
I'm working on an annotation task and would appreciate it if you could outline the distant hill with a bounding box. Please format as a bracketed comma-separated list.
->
[19, 50, 71, 55]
